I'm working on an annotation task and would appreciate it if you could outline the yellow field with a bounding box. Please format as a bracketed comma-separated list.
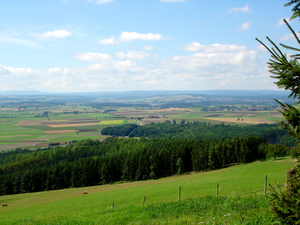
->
[98, 120, 123, 125]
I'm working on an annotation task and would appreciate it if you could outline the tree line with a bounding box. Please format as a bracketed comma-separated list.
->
[101, 123, 298, 147]
[0, 136, 269, 196]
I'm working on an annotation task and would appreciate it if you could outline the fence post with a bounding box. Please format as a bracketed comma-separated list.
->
[142, 196, 146, 206]
[264, 175, 267, 195]
[287, 169, 293, 180]
[112, 203, 114, 208]
[216, 183, 219, 197]
[178, 187, 181, 200]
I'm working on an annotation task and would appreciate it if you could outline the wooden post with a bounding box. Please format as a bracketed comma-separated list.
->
[264, 175, 267, 195]
[178, 187, 181, 200]
[112, 203, 114, 208]
[216, 183, 219, 197]
[287, 169, 293, 180]
[142, 196, 146, 206]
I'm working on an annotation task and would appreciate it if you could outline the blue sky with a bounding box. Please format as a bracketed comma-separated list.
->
[0, 0, 299, 92]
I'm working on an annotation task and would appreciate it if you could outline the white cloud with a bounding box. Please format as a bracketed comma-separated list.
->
[98, 36, 119, 45]
[228, 5, 252, 13]
[75, 52, 112, 62]
[179, 42, 247, 53]
[255, 44, 269, 53]
[0, 45, 277, 92]
[277, 17, 293, 27]
[144, 46, 153, 51]
[238, 21, 250, 32]
[119, 32, 166, 42]
[31, 30, 71, 40]
[115, 51, 151, 60]
[279, 33, 300, 40]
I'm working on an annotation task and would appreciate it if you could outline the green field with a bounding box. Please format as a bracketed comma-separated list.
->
[98, 120, 124, 125]
[0, 157, 294, 224]
[0, 103, 283, 151]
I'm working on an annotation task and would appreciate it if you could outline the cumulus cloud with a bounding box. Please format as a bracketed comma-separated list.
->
[228, 5, 252, 13]
[115, 51, 151, 60]
[119, 32, 166, 42]
[179, 42, 247, 53]
[98, 36, 119, 45]
[31, 30, 71, 40]
[75, 52, 112, 62]
[238, 21, 250, 32]
[0, 45, 277, 92]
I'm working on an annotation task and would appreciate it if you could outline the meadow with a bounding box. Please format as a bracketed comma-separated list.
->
[0, 157, 294, 224]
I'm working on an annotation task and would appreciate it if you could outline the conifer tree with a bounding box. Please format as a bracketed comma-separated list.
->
[256, 1, 300, 223]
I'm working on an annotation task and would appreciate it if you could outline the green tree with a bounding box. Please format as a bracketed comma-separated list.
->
[257, 1, 300, 223]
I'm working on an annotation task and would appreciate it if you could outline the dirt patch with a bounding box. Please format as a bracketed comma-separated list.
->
[47, 122, 99, 128]
[93, 136, 109, 141]
[17, 121, 41, 126]
[205, 117, 276, 124]
[45, 130, 78, 134]
[0, 108, 18, 111]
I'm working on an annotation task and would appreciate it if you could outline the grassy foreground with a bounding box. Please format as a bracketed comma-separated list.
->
[0, 157, 294, 224]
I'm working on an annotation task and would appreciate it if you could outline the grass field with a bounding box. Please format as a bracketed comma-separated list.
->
[0, 157, 294, 224]
[98, 120, 124, 125]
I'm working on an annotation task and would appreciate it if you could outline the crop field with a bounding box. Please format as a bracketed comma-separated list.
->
[0, 102, 283, 151]
[0, 157, 294, 224]
[98, 120, 124, 125]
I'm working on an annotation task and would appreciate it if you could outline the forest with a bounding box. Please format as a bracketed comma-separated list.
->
[0, 135, 268, 196]
[101, 123, 298, 147]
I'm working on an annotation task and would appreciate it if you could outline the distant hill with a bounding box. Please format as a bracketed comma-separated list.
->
[0, 89, 291, 100]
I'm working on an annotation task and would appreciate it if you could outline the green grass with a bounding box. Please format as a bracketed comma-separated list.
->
[0, 157, 294, 224]
[98, 120, 124, 125]
[48, 135, 102, 142]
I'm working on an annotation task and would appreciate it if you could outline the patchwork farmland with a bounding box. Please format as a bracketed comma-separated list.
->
[0, 102, 283, 152]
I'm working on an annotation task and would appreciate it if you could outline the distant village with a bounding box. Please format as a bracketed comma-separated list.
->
[201, 105, 279, 112]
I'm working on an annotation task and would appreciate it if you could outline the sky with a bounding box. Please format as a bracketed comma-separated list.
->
[0, 0, 299, 93]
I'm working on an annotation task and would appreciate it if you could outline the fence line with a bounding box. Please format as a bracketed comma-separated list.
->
[222, 184, 283, 224]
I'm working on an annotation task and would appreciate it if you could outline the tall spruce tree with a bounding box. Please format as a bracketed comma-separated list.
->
[256, 1, 300, 223]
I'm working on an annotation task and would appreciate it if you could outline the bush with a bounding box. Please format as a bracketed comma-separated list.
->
[269, 163, 300, 224]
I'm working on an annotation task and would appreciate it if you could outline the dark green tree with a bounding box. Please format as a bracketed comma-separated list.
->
[257, 1, 300, 223]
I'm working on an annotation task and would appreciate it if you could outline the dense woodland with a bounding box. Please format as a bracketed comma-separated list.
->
[101, 123, 297, 147]
[0, 136, 267, 196]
